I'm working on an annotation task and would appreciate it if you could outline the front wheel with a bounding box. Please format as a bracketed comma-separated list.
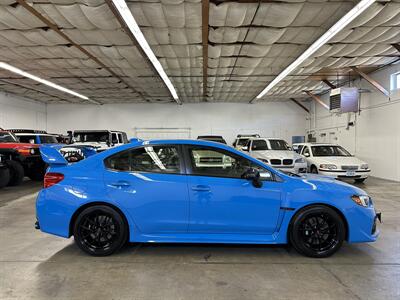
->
[0, 167, 10, 188]
[289, 205, 345, 258]
[73, 205, 128, 256]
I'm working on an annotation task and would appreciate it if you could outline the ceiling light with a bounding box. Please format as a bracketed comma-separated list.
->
[112, 0, 181, 104]
[0, 62, 92, 101]
[252, 0, 376, 102]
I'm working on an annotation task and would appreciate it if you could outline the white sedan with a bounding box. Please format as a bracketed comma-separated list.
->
[293, 143, 370, 183]
[242, 138, 307, 174]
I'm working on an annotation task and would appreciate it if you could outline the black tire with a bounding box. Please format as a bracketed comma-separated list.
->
[6, 160, 24, 186]
[0, 167, 10, 188]
[354, 178, 366, 183]
[310, 165, 318, 174]
[289, 205, 345, 258]
[73, 205, 128, 256]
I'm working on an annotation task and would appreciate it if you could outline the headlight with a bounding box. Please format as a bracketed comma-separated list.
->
[259, 158, 269, 164]
[319, 164, 337, 170]
[351, 195, 370, 207]
[295, 157, 305, 164]
[30, 148, 36, 155]
[360, 164, 369, 170]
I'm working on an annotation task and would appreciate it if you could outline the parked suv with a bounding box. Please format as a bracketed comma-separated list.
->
[242, 138, 307, 174]
[0, 129, 45, 183]
[293, 143, 370, 183]
[70, 130, 128, 152]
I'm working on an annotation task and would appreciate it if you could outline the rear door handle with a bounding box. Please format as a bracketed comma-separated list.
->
[110, 181, 130, 187]
[191, 185, 211, 192]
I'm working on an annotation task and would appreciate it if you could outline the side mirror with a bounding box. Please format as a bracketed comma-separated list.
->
[304, 152, 310, 157]
[242, 168, 263, 188]
[242, 146, 249, 151]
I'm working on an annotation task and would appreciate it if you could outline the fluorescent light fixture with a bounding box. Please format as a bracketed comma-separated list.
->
[253, 0, 376, 102]
[112, 0, 180, 104]
[0, 62, 90, 101]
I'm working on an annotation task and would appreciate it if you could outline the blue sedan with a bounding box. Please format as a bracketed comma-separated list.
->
[36, 139, 380, 257]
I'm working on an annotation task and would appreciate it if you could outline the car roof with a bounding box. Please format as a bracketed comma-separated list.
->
[15, 133, 53, 136]
[293, 142, 339, 146]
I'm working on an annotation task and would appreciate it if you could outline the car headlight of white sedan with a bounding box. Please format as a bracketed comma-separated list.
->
[319, 164, 337, 170]
[295, 157, 305, 164]
[360, 164, 369, 170]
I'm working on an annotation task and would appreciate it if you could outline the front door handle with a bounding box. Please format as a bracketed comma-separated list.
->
[110, 181, 130, 188]
[191, 185, 211, 192]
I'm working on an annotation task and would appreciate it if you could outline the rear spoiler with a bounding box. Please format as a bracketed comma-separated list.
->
[40, 146, 68, 166]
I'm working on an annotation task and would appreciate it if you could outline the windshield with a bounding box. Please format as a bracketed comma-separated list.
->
[17, 135, 36, 144]
[269, 139, 290, 150]
[40, 135, 58, 144]
[237, 138, 249, 146]
[74, 132, 109, 143]
[251, 140, 269, 151]
[311, 145, 352, 157]
[0, 132, 17, 143]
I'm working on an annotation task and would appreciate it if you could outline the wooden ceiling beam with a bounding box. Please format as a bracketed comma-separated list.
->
[322, 79, 336, 89]
[350, 66, 389, 97]
[290, 98, 310, 113]
[304, 90, 329, 110]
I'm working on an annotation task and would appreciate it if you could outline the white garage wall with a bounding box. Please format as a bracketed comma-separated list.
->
[310, 64, 400, 182]
[46, 102, 309, 145]
[0, 91, 47, 130]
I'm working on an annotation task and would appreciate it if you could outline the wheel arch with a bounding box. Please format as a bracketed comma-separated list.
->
[69, 201, 130, 238]
[288, 203, 349, 241]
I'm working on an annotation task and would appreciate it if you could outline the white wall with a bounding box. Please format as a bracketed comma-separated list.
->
[310, 64, 400, 182]
[46, 102, 309, 145]
[0, 91, 47, 130]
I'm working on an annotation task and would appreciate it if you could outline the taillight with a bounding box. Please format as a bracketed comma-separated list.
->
[44, 172, 64, 188]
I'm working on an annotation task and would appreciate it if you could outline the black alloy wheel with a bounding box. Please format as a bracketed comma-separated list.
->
[290, 205, 345, 258]
[73, 205, 127, 256]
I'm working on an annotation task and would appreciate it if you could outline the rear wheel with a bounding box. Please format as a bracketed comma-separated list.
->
[289, 205, 345, 258]
[73, 205, 128, 256]
[6, 161, 24, 186]
[0, 167, 10, 188]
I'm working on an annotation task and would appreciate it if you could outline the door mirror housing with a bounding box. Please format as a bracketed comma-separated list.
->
[241, 146, 249, 151]
[242, 168, 263, 188]
[304, 152, 310, 157]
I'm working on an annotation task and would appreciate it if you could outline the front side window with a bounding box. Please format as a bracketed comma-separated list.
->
[40, 135, 58, 144]
[112, 133, 118, 144]
[105, 146, 181, 174]
[302, 147, 310, 156]
[189, 146, 272, 180]
[251, 140, 269, 151]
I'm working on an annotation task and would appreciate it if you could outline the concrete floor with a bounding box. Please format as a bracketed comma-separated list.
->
[0, 178, 399, 300]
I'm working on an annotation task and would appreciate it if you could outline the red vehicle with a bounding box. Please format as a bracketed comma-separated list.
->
[0, 129, 45, 185]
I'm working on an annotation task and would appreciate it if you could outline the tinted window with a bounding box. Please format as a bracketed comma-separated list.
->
[311, 146, 351, 157]
[236, 138, 249, 146]
[269, 139, 289, 150]
[40, 135, 58, 144]
[112, 133, 118, 144]
[251, 140, 269, 151]
[17, 135, 36, 144]
[189, 146, 271, 179]
[74, 132, 109, 143]
[117, 133, 123, 143]
[105, 146, 181, 174]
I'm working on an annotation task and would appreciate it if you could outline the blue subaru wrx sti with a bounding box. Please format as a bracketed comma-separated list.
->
[36, 139, 381, 257]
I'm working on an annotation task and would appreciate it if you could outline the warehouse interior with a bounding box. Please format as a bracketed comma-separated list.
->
[0, 0, 399, 299]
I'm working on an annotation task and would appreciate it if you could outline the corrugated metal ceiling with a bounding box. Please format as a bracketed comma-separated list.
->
[0, 0, 399, 104]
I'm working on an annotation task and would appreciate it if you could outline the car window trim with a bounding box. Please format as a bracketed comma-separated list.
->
[103, 144, 186, 175]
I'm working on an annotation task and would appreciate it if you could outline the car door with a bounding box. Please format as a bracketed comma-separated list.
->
[185, 145, 282, 235]
[103, 144, 189, 234]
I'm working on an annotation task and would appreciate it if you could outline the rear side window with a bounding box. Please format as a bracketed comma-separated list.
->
[105, 146, 182, 174]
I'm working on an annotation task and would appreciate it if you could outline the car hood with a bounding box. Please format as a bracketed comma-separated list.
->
[312, 156, 366, 166]
[254, 150, 300, 160]
[294, 173, 367, 195]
